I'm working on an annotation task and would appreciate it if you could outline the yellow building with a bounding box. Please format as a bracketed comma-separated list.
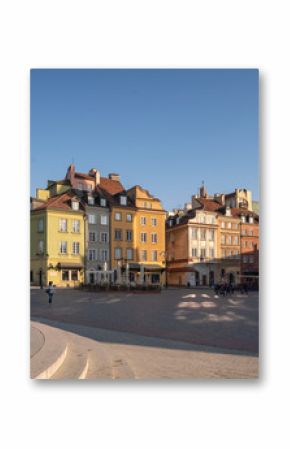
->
[30, 191, 85, 287]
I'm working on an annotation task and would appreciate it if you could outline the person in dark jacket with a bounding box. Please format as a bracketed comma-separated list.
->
[46, 281, 54, 304]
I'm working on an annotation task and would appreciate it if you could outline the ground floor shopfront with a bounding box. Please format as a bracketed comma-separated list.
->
[85, 263, 165, 286]
[30, 260, 84, 288]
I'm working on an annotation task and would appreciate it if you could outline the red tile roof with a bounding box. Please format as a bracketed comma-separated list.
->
[32, 192, 83, 212]
[99, 177, 124, 195]
[196, 198, 221, 212]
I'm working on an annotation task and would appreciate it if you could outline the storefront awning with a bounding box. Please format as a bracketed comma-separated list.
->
[57, 263, 83, 269]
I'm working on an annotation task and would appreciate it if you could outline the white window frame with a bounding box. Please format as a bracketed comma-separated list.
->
[100, 232, 108, 243]
[88, 249, 96, 261]
[115, 248, 122, 260]
[88, 197, 94, 205]
[152, 250, 158, 262]
[115, 212, 122, 221]
[72, 201, 79, 211]
[152, 217, 157, 226]
[89, 232, 96, 242]
[38, 240, 44, 254]
[60, 241, 67, 254]
[100, 215, 108, 225]
[72, 242, 80, 255]
[72, 219, 80, 233]
[140, 216, 146, 225]
[120, 196, 127, 206]
[126, 248, 133, 260]
[88, 214, 96, 224]
[151, 233, 158, 244]
[100, 198, 106, 207]
[141, 232, 147, 243]
[59, 218, 67, 232]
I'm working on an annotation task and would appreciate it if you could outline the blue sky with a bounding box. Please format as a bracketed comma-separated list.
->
[31, 69, 259, 210]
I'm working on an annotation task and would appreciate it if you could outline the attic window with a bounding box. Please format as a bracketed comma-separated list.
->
[249, 216, 254, 224]
[225, 207, 231, 217]
[241, 215, 246, 223]
[88, 197, 94, 206]
[100, 198, 106, 207]
[120, 196, 127, 206]
[72, 200, 79, 211]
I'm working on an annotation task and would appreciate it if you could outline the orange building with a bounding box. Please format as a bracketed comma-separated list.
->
[127, 186, 166, 285]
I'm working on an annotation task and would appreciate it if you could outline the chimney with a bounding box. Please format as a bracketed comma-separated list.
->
[108, 173, 120, 182]
[89, 168, 101, 186]
[65, 164, 75, 185]
[214, 193, 225, 205]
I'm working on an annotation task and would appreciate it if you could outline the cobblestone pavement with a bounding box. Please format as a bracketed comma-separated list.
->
[31, 287, 259, 355]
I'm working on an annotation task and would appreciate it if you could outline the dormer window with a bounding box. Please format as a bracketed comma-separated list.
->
[71, 200, 79, 211]
[88, 196, 94, 206]
[241, 215, 246, 223]
[100, 198, 106, 207]
[248, 216, 254, 224]
[225, 207, 231, 217]
[120, 196, 127, 206]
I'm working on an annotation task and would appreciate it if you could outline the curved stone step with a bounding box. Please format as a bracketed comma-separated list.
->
[51, 343, 89, 380]
[31, 322, 68, 379]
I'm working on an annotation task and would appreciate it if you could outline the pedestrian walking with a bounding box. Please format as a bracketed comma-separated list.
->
[46, 281, 54, 304]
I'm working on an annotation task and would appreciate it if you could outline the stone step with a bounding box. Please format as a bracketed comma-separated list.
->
[51, 342, 89, 380]
[30, 322, 68, 379]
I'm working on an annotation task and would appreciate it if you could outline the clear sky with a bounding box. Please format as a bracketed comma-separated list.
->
[31, 69, 259, 210]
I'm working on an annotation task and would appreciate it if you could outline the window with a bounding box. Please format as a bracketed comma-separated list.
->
[89, 232, 96, 242]
[100, 198, 106, 207]
[114, 229, 122, 240]
[101, 249, 108, 261]
[115, 212, 122, 221]
[78, 183, 83, 190]
[228, 235, 232, 245]
[140, 250, 147, 261]
[222, 250, 226, 258]
[249, 255, 254, 263]
[151, 233, 158, 243]
[38, 219, 44, 232]
[242, 241, 247, 248]
[192, 248, 197, 257]
[199, 215, 205, 223]
[234, 223, 239, 229]
[243, 255, 248, 263]
[192, 228, 197, 239]
[221, 234, 226, 244]
[249, 241, 253, 248]
[100, 215, 108, 225]
[141, 232, 147, 243]
[126, 230, 133, 241]
[209, 248, 214, 258]
[249, 216, 254, 224]
[208, 230, 214, 241]
[152, 250, 158, 261]
[227, 222, 232, 229]
[200, 248, 206, 258]
[72, 242, 80, 254]
[241, 215, 246, 223]
[60, 241, 67, 254]
[62, 270, 69, 281]
[38, 240, 44, 254]
[87, 184, 93, 191]
[71, 270, 78, 281]
[221, 221, 225, 228]
[127, 248, 133, 260]
[88, 249, 96, 261]
[72, 220, 80, 233]
[208, 216, 215, 224]
[100, 232, 108, 243]
[120, 196, 127, 206]
[59, 219, 67, 232]
[88, 197, 94, 205]
[88, 214, 96, 224]
[228, 250, 232, 258]
[241, 229, 247, 236]
[200, 229, 206, 240]
[152, 217, 157, 226]
[234, 236, 239, 245]
[126, 213, 132, 222]
[248, 229, 253, 236]
[115, 248, 122, 259]
[72, 201, 79, 211]
[140, 216, 146, 225]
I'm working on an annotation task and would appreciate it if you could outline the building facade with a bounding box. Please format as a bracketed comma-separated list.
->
[31, 192, 85, 287]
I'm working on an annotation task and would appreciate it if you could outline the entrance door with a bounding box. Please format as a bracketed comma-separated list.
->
[209, 271, 215, 286]
[202, 274, 207, 286]
[89, 273, 95, 284]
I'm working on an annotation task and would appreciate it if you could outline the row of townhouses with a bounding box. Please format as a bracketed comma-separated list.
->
[30, 165, 259, 288]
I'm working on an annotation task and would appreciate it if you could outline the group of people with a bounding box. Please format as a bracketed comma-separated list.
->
[213, 282, 248, 296]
